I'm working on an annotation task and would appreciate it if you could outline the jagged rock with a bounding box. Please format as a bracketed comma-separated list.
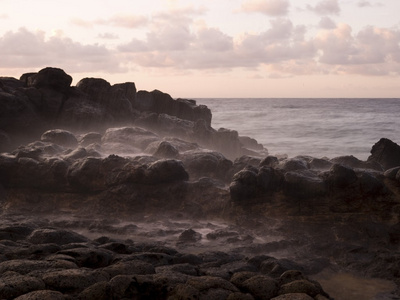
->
[41, 129, 78, 148]
[134, 90, 212, 125]
[76, 78, 135, 120]
[368, 138, 400, 170]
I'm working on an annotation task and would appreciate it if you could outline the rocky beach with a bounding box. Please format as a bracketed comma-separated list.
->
[1, 67, 400, 299]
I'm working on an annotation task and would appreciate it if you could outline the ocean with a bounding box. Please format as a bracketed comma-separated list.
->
[196, 98, 400, 160]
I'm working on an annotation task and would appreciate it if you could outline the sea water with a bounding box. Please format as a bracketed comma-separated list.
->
[197, 98, 400, 160]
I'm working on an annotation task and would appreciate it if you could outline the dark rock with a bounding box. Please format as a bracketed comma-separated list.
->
[0, 275, 45, 300]
[42, 268, 109, 293]
[78, 281, 113, 300]
[134, 90, 212, 125]
[279, 270, 306, 285]
[259, 156, 279, 168]
[14, 290, 67, 300]
[0, 225, 35, 241]
[103, 260, 155, 277]
[153, 141, 179, 158]
[271, 294, 314, 300]
[229, 168, 258, 202]
[78, 132, 102, 147]
[309, 158, 333, 170]
[325, 164, 358, 188]
[331, 155, 382, 171]
[27, 67, 72, 91]
[178, 229, 202, 243]
[368, 138, 400, 170]
[278, 279, 322, 297]
[27, 228, 88, 245]
[187, 276, 239, 292]
[239, 136, 265, 151]
[156, 263, 199, 276]
[41, 129, 78, 148]
[0, 259, 77, 275]
[57, 247, 114, 268]
[241, 275, 279, 300]
[257, 167, 284, 193]
[67, 157, 105, 192]
[76, 77, 134, 120]
[284, 170, 327, 199]
[145, 159, 189, 183]
[101, 126, 159, 153]
[182, 151, 232, 181]
[384, 166, 400, 179]
[281, 158, 308, 172]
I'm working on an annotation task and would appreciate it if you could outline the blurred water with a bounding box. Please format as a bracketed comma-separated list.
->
[197, 98, 400, 160]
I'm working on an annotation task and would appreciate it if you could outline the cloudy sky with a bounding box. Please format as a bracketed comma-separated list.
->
[1, 0, 399, 97]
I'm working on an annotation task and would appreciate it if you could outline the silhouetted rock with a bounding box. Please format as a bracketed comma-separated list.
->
[134, 90, 212, 125]
[24, 67, 72, 91]
[368, 138, 400, 170]
[284, 170, 327, 199]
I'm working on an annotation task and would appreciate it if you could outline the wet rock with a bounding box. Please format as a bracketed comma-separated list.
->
[279, 270, 306, 285]
[187, 276, 239, 292]
[325, 164, 358, 188]
[256, 166, 284, 193]
[67, 157, 105, 192]
[169, 283, 200, 299]
[278, 279, 322, 297]
[57, 247, 114, 268]
[102, 126, 159, 153]
[241, 275, 279, 300]
[78, 281, 113, 300]
[41, 129, 78, 148]
[181, 151, 232, 181]
[259, 156, 279, 168]
[145, 159, 189, 183]
[271, 294, 314, 300]
[284, 170, 327, 199]
[103, 260, 155, 277]
[14, 290, 67, 300]
[78, 132, 102, 147]
[0, 259, 77, 275]
[331, 155, 382, 171]
[0, 225, 35, 241]
[229, 168, 258, 202]
[309, 158, 333, 170]
[109, 274, 166, 299]
[156, 263, 199, 276]
[281, 158, 308, 172]
[178, 229, 202, 243]
[227, 292, 255, 300]
[27, 228, 88, 245]
[153, 141, 179, 158]
[42, 268, 109, 293]
[368, 138, 400, 170]
[0, 275, 45, 299]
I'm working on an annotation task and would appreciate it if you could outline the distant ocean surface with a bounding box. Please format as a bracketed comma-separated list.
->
[196, 98, 400, 160]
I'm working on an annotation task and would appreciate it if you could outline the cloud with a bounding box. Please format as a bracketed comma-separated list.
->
[239, 0, 290, 16]
[318, 17, 336, 29]
[0, 28, 124, 73]
[357, 1, 383, 8]
[315, 24, 400, 75]
[97, 32, 119, 40]
[307, 0, 341, 15]
[71, 14, 148, 29]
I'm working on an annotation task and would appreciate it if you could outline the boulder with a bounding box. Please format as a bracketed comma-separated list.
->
[368, 138, 400, 170]
[325, 164, 358, 189]
[24, 67, 72, 91]
[229, 168, 258, 202]
[284, 170, 327, 199]
[27, 228, 88, 245]
[153, 141, 179, 158]
[41, 129, 78, 148]
[145, 159, 189, 183]
[0, 275, 45, 299]
[14, 290, 67, 300]
[241, 275, 279, 300]
[178, 229, 202, 243]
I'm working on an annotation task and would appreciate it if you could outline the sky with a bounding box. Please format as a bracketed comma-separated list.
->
[0, 0, 399, 98]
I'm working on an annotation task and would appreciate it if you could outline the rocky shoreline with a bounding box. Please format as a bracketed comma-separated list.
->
[1, 67, 400, 299]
